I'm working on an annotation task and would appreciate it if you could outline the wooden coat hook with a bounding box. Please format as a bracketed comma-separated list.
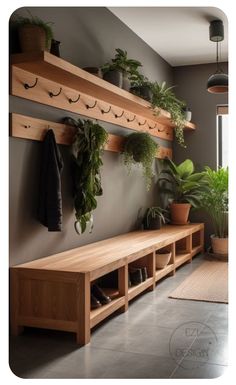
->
[148, 123, 156, 129]
[158, 127, 165, 133]
[138, 119, 147, 126]
[69, 94, 80, 104]
[86, 100, 97, 109]
[115, 110, 124, 118]
[127, 114, 136, 123]
[24, 77, 38, 90]
[49, 87, 62, 98]
[101, 106, 111, 114]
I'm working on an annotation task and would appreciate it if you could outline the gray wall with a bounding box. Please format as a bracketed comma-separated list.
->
[9, 7, 173, 266]
[173, 62, 228, 245]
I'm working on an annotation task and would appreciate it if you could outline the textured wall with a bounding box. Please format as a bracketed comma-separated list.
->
[9, 7, 173, 265]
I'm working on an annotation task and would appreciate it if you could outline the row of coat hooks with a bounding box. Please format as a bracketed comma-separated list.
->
[23, 77, 170, 135]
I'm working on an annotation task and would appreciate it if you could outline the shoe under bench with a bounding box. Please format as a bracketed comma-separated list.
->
[10, 223, 204, 346]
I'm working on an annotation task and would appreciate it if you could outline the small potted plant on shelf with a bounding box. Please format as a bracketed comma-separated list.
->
[151, 81, 186, 147]
[142, 206, 169, 230]
[182, 106, 192, 122]
[201, 166, 228, 256]
[158, 158, 206, 225]
[101, 48, 142, 91]
[123, 132, 158, 190]
[130, 72, 153, 102]
[63, 117, 108, 235]
[12, 10, 54, 52]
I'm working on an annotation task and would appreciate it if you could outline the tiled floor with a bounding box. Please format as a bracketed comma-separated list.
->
[9, 254, 228, 379]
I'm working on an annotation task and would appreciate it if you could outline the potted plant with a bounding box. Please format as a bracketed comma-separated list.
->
[151, 81, 187, 147]
[64, 117, 108, 234]
[158, 158, 206, 224]
[142, 206, 169, 230]
[183, 107, 192, 122]
[101, 48, 142, 90]
[12, 11, 54, 52]
[130, 72, 153, 101]
[201, 167, 228, 255]
[123, 132, 158, 190]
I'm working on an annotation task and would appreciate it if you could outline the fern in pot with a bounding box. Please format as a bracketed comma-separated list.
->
[123, 132, 158, 190]
[65, 117, 108, 234]
[201, 167, 228, 255]
[142, 206, 169, 230]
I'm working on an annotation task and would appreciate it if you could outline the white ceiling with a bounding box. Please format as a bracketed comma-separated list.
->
[109, 7, 228, 66]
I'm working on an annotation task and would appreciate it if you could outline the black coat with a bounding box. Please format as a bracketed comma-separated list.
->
[38, 129, 64, 231]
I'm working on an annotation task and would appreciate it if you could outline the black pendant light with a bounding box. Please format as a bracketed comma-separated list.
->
[207, 20, 228, 94]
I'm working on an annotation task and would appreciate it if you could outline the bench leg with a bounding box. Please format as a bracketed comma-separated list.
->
[77, 273, 91, 346]
[118, 265, 128, 312]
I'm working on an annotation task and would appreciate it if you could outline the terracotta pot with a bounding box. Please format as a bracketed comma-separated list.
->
[211, 235, 228, 255]
[18, 25, 50, 52]
[156, 252, 172, 269]
[170, 203, 191, 225]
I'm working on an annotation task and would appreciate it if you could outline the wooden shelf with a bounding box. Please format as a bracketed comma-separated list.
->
[10, 113, 172, 159]
[128, 277, 154, 301]
[191, 245, 203, 258]
[90, 295, 125, 328]
[10, 51, 196, 142]
[175, 252, 191, 268]
[155, 263, 175, 282]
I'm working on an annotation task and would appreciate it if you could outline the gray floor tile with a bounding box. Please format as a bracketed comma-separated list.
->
[171, 362, 228, 379]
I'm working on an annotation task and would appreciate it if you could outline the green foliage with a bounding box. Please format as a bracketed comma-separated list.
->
[151, 82, 186, 147]
[65, 117, 108, 234]
[12, 10, 54, 49]
[143, 206, 169, 227]
[123, 132, 158, 190]
[159, 158, 206, 207]
[101, 48, 142, 76]
[201, 167, 228, 238]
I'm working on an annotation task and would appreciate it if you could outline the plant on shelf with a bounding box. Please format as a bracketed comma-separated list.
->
[123, 132, 158, 190]
[200, 166, 228, 255]
[64, 117, 108, 234]
[151, 81, 186, 147]
[158, 158, 206, 224]
[130, 72, 153, 101]
[142, 206, 169, 230]
[101, 48, 142, 90]
[12, 10, 54, 52]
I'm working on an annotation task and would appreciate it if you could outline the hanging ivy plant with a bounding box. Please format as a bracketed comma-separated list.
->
[65, 117, 108, 234]
[123, 132, 158, 190]
[150, 81, 186, 148]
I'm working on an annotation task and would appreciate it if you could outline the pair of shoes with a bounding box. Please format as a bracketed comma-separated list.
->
[129, 266, 148, 286]
[91, 284, 112, 309]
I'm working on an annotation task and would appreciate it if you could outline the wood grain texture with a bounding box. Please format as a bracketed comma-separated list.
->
[10, 113, 173, 160]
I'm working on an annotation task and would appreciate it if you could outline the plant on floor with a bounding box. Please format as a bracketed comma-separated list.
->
[142, 206, 169, 230]
[151, 81, 186, 147]
[12, 10, 54, 51]
[200, 166, 228, 254]
[123, 132, 158, 190]
[158, 158, 206, 224]
[65, 117, 108, 234]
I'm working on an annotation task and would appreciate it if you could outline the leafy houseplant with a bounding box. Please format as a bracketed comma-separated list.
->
[142, 206, 169, 230]
[159, 158, 206, 224]
[130, 72, 153, 102]
[151, 82, 186, 147]
[201, 167, 228, 255]
[101, 48, 142, 90]
[12, 11, 54, 52]
[123, 132, 158, 190]
[65, 117, 108, 234]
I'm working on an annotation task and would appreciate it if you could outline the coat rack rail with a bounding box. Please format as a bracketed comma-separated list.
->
[10, 113, 173, 159]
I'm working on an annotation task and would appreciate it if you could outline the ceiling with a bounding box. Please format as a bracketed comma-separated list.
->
[109, 7, 228, 66]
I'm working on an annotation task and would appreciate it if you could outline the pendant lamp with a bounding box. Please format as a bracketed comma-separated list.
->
[207, 20, 228, 94]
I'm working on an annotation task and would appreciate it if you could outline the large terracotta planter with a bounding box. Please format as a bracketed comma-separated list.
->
[170, 203, 191, 225]
[211, 235, 228, 255]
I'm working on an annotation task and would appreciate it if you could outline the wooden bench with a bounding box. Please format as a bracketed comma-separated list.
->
[10, 223, 204, 345]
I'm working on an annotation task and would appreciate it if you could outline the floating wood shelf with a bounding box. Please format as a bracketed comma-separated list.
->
[10, 51, 196, 143]
[10, 113, 173, 159]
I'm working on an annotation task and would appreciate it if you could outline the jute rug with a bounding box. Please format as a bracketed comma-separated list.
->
[169, 260, 228, 304]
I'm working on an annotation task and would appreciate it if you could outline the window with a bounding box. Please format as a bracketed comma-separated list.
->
[217, 106, 228, 169]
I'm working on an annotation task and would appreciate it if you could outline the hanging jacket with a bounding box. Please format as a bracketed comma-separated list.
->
[38, 129, 64, 231]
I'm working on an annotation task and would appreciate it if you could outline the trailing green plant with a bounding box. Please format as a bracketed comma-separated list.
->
[101, 48, 142, 77]
[200, 166, 228, 238]
[158, 158, 206, 208]
[65, 117, 108, 234]
[151, 81, 186, 147]
[12, 10, 54, 49]
[143, 206, 169, 227]
[123, 132, 158, 190]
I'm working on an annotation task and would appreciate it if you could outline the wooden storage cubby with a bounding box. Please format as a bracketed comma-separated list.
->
[155, 243, 175, 282]
[10, 223, 204, 346]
